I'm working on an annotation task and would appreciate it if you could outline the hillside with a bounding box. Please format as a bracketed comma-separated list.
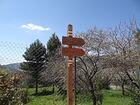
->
[2, 63, 21, 71]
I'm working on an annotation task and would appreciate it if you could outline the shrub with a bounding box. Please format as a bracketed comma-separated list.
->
[0, 70, 30, 105]
[131, 90, 140, 105]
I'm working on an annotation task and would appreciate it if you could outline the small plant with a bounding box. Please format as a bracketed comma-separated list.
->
[0, 70, 30, 105]
[20, 89, 30, 104]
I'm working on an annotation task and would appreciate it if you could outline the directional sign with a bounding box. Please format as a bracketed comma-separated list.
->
[62, 47, 85, 57]
[62, 24, 85, 105]
[62, 36, 85, 47]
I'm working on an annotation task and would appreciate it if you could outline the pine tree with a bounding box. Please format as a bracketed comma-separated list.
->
[47, 33, 61, 56]
[20, 39, 46, 94]
[46, 33, 61, 93]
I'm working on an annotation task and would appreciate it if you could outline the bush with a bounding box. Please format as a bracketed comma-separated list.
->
[0, 70, 30, 105]
[131, 90, 140, 105]
[20, 89, 30, 104]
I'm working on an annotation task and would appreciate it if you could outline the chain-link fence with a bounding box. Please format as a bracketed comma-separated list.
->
[0, 40, 66, 90]
[0, 41, 28, 66]
[0, 41, 93, 105]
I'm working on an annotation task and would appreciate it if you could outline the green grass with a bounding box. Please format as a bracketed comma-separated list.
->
[26, 87, 66, 105]
[102, 90, 131, 105]
[26, 88, 131, 105]
[27, 95, 66, 105]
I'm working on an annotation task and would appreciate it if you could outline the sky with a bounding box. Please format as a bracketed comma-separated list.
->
[0, 0, 140, 65]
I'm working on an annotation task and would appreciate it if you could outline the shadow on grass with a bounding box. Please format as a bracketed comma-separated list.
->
[32, 90, 54, 96]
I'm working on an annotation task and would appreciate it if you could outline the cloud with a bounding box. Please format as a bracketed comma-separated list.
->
[21, 23, 50, 31]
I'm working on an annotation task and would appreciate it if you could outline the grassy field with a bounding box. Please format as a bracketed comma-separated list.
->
[26, 88, 131, 105]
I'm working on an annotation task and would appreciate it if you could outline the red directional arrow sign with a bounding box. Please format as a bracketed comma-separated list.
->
[62, 47, 85, 57]
[62, 36, 85, 47]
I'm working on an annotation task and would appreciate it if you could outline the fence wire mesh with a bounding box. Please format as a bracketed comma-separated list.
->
[0, 41, 28, 65]
[0, 41, 92, 105]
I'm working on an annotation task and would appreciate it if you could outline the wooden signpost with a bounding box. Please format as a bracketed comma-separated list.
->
[62, 36, 85, 47]
[62, 47, 85, 57]
[62, 24, 85, 105]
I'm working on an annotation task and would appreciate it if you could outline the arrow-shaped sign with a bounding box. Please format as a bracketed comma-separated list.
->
[62, 36, 85, 47]
[62, 47, 85, 57]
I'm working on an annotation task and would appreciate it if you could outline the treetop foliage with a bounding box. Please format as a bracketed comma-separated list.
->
[47, 33, 61, 56]
[23, 39, 46, 62]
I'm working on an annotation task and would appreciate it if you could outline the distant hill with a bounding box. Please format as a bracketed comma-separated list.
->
[2, 63, 21, 71]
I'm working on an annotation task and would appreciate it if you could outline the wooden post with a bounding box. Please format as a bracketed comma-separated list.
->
[67, 24, 73, 105]
[67, 60, 73, 105]
[74, 57, 77, 105]
[62, 24, 85, 105]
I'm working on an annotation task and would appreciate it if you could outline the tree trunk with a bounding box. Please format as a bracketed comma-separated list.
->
[121, 80, 125, 95]
[35, 80, 38, 94]
[52, 84, 55, 93]
[89, 79, 96, 105]
[92, 91, 96, 105]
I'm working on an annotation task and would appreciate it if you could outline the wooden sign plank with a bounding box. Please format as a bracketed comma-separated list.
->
[62, 47, 85, 57]
[62, 36, 85, 47]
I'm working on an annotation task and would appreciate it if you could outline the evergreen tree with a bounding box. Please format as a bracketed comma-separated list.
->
[47, 33, 61, 56]
[46, 33, 61, 93]
[20, 39, 46, 94]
